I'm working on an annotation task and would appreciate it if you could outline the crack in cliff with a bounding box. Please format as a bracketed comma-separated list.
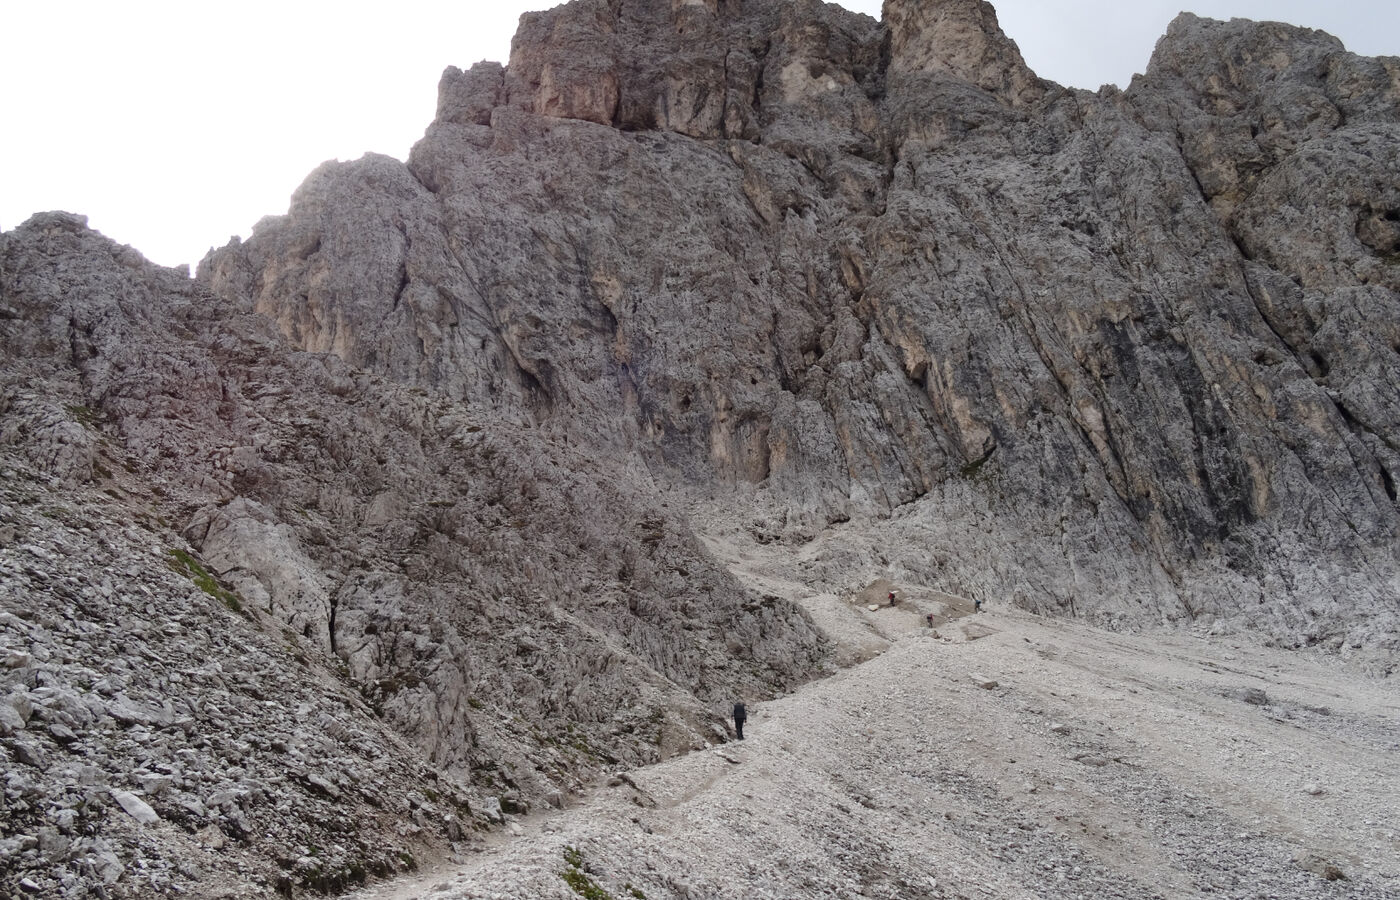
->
[943, 185, 1133, 497]
[424, 199, 555, 415]
[752, 39, 770, 128]
[1234, 257, 1400, 519]
[1328, 392, 1400, 508]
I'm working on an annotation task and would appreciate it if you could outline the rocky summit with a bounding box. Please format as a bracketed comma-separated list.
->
[1, 0, 1397, 897]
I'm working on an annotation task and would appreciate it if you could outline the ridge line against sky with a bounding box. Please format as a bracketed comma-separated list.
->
[2, 0, 1397, 270]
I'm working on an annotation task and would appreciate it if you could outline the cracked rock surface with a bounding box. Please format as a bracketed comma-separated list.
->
[0, 213, 826, 897]
[204, 0, 1400, 649]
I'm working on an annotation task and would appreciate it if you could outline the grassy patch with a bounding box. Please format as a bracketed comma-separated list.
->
[360, 670, 425, 716]
[647, 708, 666, 747]
[65, 404, 101, 428]
[560, 846, 616, 900]
[166, 548, 246, 615]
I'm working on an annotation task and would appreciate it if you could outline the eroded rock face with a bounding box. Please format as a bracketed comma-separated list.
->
[0, 212, 827, 896]
[201, 0, 1399, 649]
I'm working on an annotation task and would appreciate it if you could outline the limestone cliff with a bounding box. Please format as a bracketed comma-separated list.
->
[203, 0, 1400, 648]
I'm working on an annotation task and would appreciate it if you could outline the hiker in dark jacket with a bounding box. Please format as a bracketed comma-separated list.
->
[733, 701, 747, 740]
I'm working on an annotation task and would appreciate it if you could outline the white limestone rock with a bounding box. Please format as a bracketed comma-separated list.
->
[110, 790, 159, 826]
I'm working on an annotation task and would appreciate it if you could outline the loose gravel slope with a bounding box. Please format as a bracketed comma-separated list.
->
[352, 605, 1400, 900]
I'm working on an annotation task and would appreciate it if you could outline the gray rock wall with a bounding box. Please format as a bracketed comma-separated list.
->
[1, 211, 827, 896]
[201, 0, 1400, 648]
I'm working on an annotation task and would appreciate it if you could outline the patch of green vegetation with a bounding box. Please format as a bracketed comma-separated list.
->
[65, 404, 101, 428]
[359, 668, 426, 716]
[567, 732, 599, 759]
[560, 846, 617, 900]
[296, 863, 368, 894]
[637, 517, 666, 545]
[626, 886, 646, 899]
[960, 453, 992, 478]
[467, 697, 485, 710]
[647, 708, 666, 747]
[377, 670, 424, 695]
[166, 548, 246, 615]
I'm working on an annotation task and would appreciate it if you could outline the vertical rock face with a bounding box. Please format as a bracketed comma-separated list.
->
[200, 0, 1400, 650]
[883, 0, 1045, 107]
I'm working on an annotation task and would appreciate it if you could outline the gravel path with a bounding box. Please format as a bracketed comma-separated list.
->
[349, 602, 1400, 900]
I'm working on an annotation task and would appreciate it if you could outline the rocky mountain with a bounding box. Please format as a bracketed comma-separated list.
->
[2, 0, 1398, 896]
[204, 0, 1400, 645]
[1, 211, 826, 897]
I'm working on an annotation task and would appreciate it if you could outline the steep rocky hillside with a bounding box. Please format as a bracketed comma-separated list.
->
[0, 214, 825, 897]
[2, 0, 1398, 897]
[203, 0, 1400, 648]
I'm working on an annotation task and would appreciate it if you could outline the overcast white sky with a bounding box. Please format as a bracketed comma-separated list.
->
[2, 0, 1396, 270]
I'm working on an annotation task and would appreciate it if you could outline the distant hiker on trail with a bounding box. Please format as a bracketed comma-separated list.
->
[888, 590, 898, 606]
[974, 597, 983, 613]
[733, 701, 747, 740]
[926, 613, 935, 627]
